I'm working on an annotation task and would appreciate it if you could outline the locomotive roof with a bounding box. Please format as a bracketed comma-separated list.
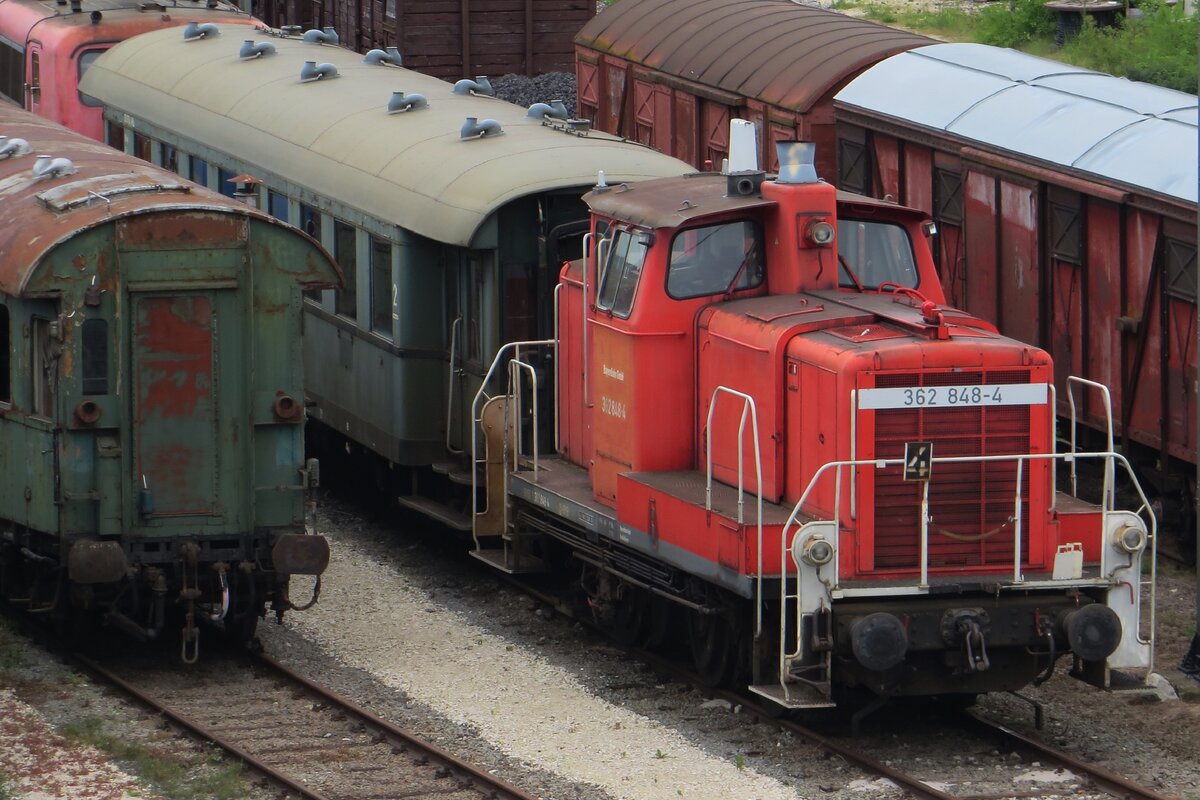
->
[835, 43, 1199, 205]
[585, 171, 926, 229]
[0, 104, 329, 296]
[0, 0, 249, 34]
[81, 24, 692, 247]
[575, 0, 931, 113]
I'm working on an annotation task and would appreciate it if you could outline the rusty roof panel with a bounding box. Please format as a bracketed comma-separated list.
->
[576, 0, 931, 112]
[0, 104, 304, 296]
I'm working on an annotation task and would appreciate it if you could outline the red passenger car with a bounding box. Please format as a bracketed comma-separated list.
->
[0, 0, 253, 140]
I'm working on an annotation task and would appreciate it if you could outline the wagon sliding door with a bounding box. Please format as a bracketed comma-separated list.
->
[963, 168, 1041, 347]
[130, 291, 243, 530]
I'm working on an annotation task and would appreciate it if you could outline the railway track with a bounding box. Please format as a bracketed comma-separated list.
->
[76, 650, 537, 800]
[506, 575, 1179, 800]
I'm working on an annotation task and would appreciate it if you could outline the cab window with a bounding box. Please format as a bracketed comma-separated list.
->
[837, 219, 918, 290]
[666, 220, 762, 300]
[78, 49, 105, 107]
[596, 228, 648, 318]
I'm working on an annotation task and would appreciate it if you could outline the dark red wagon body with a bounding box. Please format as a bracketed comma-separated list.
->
[574, 0, 930, 179]
[259, 0, 594, 79]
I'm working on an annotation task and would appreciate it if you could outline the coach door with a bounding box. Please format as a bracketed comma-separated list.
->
[24, 43, 40, 115]
[130, 291, 241, 530]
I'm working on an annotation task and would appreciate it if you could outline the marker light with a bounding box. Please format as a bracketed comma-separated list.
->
[1113, 524, 1147, 554]
[805, 219, 835, 247]
[801, 536, 835, 567]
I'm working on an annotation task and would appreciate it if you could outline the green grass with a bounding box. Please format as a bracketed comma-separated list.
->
[62, 716, 248, 800]
[0, 769, 15, 800]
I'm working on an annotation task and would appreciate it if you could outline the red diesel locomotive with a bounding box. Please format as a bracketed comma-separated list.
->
[473, 131, 1155, 707]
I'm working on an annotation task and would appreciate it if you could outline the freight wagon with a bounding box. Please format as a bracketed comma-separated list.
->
[574, 0, 930, 181]
[257, 0, 594, 80]
[834, 44, 1198, 554]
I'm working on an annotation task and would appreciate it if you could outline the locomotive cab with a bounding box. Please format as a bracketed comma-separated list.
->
[479, 132, 1154, 709]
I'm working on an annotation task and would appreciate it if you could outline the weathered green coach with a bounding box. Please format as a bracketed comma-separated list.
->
[0, 105, 339, 657]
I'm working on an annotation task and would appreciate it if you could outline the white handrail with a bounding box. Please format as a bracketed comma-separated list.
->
[761, 448, 1157, 659]
[703, 387, 765, 635]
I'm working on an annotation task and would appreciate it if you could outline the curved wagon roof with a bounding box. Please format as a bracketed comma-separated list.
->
[835, 43, 1199, 204]
[81, 24, 692, 246]
[574, 0, 932, 113]
[0, 104, 333, 297]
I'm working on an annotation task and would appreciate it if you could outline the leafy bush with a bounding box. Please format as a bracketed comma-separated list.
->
[975, 0, 1056, 47]
[1061, 1, 1199, 92]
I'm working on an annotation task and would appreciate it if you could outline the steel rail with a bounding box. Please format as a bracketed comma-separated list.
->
[76, 651, 539, 800]
[965, 713, 1178, 800]
[500, 575, 957, 800]
[254, 651, 542, 800]
[76, 654, 330, 800]
[499, 571, 1176, 800]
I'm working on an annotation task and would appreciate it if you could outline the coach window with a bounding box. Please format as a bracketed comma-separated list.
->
[133, 132, 152, 163]
[106, 121, 125, 153]
[0, 305, 9, 404]
[217, 169, 237, 199]
[81, 319, 108, 396]
[0, 39, 22, 104]
[370, 236, 393, 336]
[837, 219, 918, 290]
[334, 220, 358, 319]
[190, 157, 209, 187]
[268, 190, 289, 222]
[596, 229, 647, 317]
[666, 221, 762, 301]
[77, 49, 105, 107]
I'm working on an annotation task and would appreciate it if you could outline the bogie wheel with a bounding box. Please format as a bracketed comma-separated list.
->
[644, 595, 677, 652]
[608, 585, 650, 647]
[687, 587, 736, 687]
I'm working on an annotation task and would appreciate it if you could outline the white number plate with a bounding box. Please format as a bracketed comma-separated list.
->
[858, 383, 1049, 410]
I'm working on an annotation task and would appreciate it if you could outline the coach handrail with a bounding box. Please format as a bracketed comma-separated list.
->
[446, 316, 463, 455]
[470, 339, 555, 550]
[762, 448, 1157, 680]
[704, 387, 764, 635]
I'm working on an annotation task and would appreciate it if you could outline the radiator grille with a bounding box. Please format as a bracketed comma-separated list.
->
[870, 370, 1032, 570]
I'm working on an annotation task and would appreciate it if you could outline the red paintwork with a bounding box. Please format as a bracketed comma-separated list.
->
[574, 0, 930, 178]
[837, 123, 1197, 478]
[560, 169, 1079, 584]
[135, 296, 213, 418]
[0, 0, 255, 140]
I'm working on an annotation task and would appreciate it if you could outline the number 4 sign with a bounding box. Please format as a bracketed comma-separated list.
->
[904, 441, 933, 481]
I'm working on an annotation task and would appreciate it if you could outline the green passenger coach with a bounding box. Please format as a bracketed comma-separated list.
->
[0, 104, 340, 658]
